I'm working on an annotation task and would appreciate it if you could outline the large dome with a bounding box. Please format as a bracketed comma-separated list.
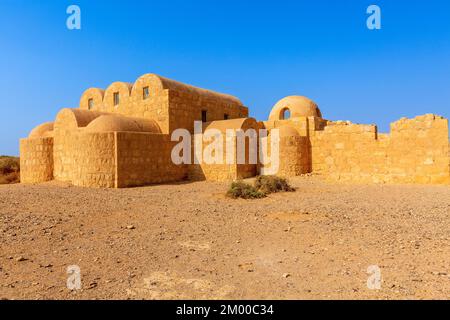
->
[269, 96, 322, 121]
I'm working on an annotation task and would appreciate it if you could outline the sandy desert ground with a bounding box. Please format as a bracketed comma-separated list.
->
[0, 175, 449, 300]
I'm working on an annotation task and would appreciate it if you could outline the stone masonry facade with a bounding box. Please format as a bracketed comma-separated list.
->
[20, 73, 450, 187]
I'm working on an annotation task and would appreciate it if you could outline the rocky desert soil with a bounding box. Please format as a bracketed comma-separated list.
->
[0, 176, 449, 300]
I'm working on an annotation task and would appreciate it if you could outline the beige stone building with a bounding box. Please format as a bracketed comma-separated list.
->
[20, 73, 450, 187]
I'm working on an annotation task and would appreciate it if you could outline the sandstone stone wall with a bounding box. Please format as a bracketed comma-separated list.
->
[188, 134, 257, 182]
[188, 119, 258, 181]
[188, 139, 257, 182]
[167, 89, 248, 134]
[263, 116, 327, 137]
[278, 136, 311, 176]
[389, 115, 449, 184]
[258, 134, 311, 177]
[68, 132, 116, 188]
[311, 115, 450, 184]
[79, 74, 248, 135]
[19, 77, 450, 188]
[188, 163, 237, 182]
[53, 109, 107, 181]
[19, 137, 54, 183]
[116, 132, 187, 187]
[260, 118, 316, 177]
[38, 128, 186, 188]
[53, 131, 116, 188]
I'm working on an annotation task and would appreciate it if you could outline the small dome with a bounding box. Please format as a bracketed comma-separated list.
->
[269, 96, 322, 121]
[29, 122, 54, 138]
[85, 115, 161, 133]
[277, 125, 300, 137]
[55, 108, 107, 130]
[203, 118, 258, 133]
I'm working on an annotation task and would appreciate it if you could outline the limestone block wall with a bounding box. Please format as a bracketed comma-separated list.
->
[261, 117, 326, 177]
[54, 131, 116, 188]
[263, 116, 327, 137]
[116, 132, 187, 187]
[278, 136, 311, 176]
[311, 122, 381, 182]
[311, 115, 450, 184]
[187, 134, 257, 181]
[258, 133, 311, 177]
[389, 115, 449, 184]
[167, 90, 248, 134]
[69, 132, 116, 188]
[53, 109, 106, 181]
[79, 74, 248, 135]
[80, 80, 170, 134]
[188, 163, 238, 182]
[188, 118, 258, 181]
[19, 137, 54, 183]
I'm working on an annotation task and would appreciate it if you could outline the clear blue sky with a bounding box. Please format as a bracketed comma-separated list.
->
[1, 0, 449, 155]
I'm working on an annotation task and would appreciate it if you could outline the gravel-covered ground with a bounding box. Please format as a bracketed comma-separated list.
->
[0, 176, 449, 300]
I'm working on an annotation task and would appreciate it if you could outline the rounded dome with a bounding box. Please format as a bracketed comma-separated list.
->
[29, 122, 54, 138]
[269, 96, 322, 121]
[202, 118, 258, 133]
[55, 108, 107, 131]
[85, 115, 161, 133]
[276, 125, 300, 137]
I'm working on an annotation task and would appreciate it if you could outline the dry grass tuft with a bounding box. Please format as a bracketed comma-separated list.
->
[255, 175, 296, 194]
[0, 156, 20, 184]
[226, 181, 266, 199]
[226, 176, 295, 199]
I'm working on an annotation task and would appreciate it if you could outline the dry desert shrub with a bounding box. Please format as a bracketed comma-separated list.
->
[226, 181, 266, 199]
[0, 156, 20, 184]
[226, 176, 295, 199]
[254, 175, 296, 194]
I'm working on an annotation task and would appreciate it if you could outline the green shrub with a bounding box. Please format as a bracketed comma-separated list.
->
[254, 175, 295, 194]
[226, 181, 266, 199]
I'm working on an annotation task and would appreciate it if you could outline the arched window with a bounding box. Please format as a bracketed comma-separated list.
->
[281, 108, 291, 120]
[88, 98, 94, 110]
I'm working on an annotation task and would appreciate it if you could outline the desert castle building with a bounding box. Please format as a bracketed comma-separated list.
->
[20, 73, 450, 188]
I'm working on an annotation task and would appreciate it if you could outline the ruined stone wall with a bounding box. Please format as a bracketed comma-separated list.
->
[311, 115, 450, 184]
[19, 137, 54, 183]
[389, 115, 449, 184]
[116, 132, 187, 187]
